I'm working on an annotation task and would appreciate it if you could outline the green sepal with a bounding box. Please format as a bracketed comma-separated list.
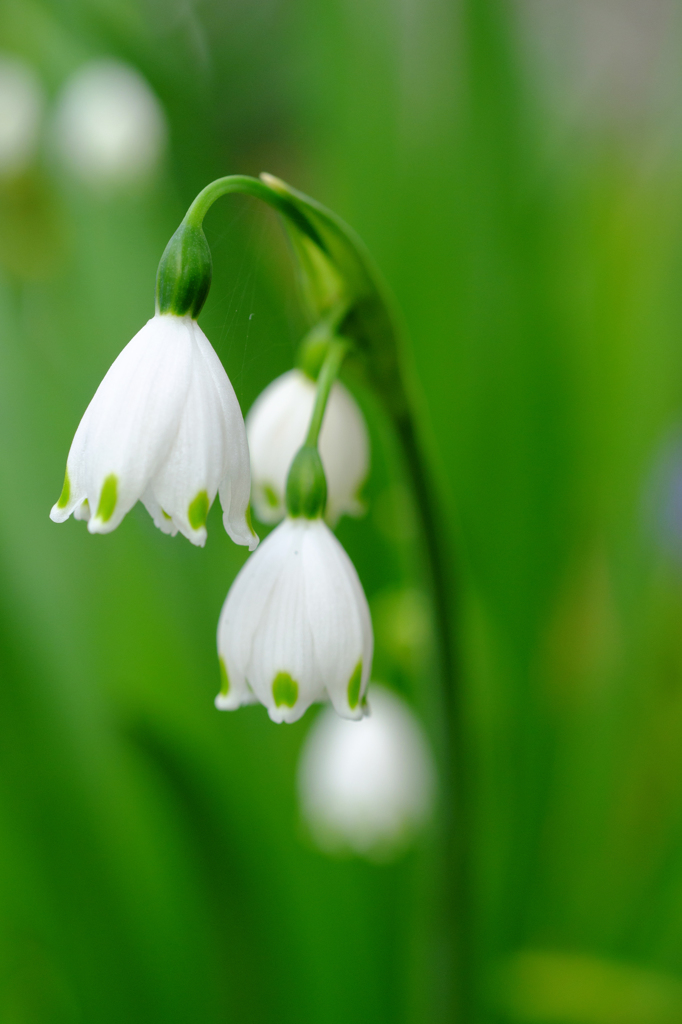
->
[285, 445, 327, 519]
[156, 220, 212, 319]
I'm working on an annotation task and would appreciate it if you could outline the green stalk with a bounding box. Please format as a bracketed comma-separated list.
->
[305, 338, 350, 447]
[285, 338, 350, 521]
[184, 175, 327, 251]
[394, 410, 472, 1023]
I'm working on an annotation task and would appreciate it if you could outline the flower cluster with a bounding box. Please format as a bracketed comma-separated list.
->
[50, 210, 375, 725]
[50, 172, 437, 857]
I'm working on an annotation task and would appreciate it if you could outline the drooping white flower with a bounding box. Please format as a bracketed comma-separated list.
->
[246, 369, 369, 526]
[0, 55, 44, 176]
[216, 515, 372, 723]
[50, 313, 257, 550]
[297, 684, 436, 858]
[52, 59, 166, 187]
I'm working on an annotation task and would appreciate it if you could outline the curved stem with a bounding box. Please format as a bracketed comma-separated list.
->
[184, 175, 328, 253]
[394, 411, 473, 1024]
[305, 338, 350, 447]
[185, 175, 275, 224]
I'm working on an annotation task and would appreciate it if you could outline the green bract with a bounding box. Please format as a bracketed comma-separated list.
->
[285, 445, 327, 519]
[155, 220, 212, 318]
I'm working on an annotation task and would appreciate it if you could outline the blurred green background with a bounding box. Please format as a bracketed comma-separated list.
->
[1, 0, 682, 1021]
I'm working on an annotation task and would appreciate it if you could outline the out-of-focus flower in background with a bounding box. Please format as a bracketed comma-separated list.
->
[297, 684, 436, 859]
[247, 369, 370, 526]
[51, 58, 167, 188]
[0, 54, 44, 177]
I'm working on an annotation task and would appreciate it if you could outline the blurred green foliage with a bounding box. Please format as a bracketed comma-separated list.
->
[1, 0, 682, 1021]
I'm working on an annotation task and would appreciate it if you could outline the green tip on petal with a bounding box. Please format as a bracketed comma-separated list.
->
[245, 503, 256, 537]
[96, 475, 118, 522]
[273, 671, 298, 708]
[218, 657, 230, 697]
[57, 469, 70, 509]
[161, 508, 172, 521]
[347, 661, 363, 709]
[263, 484, 279, 509]
[188, 490, 209, 530]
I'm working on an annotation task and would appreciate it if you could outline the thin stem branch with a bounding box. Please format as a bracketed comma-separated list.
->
[305, 339, 350, 448]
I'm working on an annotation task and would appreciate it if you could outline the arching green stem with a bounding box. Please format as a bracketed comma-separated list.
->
[184, 175, 327, 252]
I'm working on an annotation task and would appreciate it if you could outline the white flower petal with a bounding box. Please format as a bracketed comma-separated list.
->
[319, 381, 370, 525]
[186, 324, 256, 550]
[140, 487, 177, 536]
[301, 520, 369, 720]
[73, 498, 90, 521]
[147, 323, 229, 546]
[246, 369, 369, 526]
[247, 524, 326, 724]
[217, 521, 297, 710]
[49, 401, 94, 523]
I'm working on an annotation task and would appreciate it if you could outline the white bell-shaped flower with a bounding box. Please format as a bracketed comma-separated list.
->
[216, 515, 373, 723]
[297, 685, 436, 858]
[246, 369, 369, 526]
[50, 313, 257, 550]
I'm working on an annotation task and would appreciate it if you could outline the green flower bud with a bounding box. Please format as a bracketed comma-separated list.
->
[155, 220, 212, 319]
[285, 444, 327, 519]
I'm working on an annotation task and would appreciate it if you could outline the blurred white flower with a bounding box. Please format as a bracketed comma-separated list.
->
[297, 685, 436, 858]
[246, 369, 369, 526]
[0, 55, 44, 176]
[52, 59, 166, 187]
[216, 515, 372, 723]
[50, 313, 257, 549]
